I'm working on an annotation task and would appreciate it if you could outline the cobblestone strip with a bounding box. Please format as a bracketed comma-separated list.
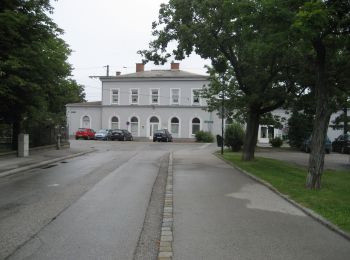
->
[158, 152, 174, 260]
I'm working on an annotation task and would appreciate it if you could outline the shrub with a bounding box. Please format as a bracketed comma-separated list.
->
[225, 123, 245, 151]
[269, 137, 283, 147]
[195, 131, 214, 143]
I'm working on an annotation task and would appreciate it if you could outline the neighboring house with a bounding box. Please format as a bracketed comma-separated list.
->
[66, 63, 345, 143]
[66, 63, 222, 140]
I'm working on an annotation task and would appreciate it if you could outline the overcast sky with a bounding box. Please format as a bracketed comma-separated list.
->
[50, 0, 209, 101]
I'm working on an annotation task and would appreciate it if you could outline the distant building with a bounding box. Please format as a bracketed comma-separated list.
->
[66, 63, 344, 143]
[66, 63, 222, 140]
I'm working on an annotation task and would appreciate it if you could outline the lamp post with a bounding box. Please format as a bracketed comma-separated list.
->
[221, 89, 224, 155]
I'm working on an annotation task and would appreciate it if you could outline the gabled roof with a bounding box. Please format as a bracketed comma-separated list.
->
[99, 69, 208, 81]
[66, 101, 101, 107]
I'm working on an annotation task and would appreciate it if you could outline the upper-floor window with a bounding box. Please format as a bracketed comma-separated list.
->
[111, 89, 119, 104]
[151, 89, 159, 104]
[130, 89, 139, 104]
[192, 89, 201, 105]
[170, 88, 180, 105]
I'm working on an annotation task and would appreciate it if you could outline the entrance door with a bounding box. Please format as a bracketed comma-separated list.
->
[82, 116, 90, 128]
[149, 116, 160, 139]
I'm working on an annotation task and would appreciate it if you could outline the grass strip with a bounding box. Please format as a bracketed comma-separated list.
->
[222, 152, 350, 233]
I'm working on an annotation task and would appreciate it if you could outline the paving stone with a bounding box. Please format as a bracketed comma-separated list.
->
[159, 252, 173, 257]
[161, 236, 173, 242]
[161, 230, 172, 236]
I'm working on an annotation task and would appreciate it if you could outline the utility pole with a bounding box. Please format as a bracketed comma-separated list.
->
[221, 88, 225, 155]
[104, 65, 109, 76]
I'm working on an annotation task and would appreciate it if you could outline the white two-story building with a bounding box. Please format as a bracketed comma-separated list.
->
[66, 63, 223, 140]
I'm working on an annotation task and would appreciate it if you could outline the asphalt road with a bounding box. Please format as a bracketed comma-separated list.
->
[0, 140, 192, 260]
[1, 140, 349, 259]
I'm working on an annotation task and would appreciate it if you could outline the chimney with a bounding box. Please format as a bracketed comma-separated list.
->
[116, 71, 121, 76]
[171, 62, 180, 70]
[136, 63, 144, 72]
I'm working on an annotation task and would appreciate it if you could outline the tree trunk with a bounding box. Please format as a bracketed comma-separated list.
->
[242, 111, 260, 161]
[343, 107, 348, 135]
[306, 38, 330, 189]
[306, 108, 331, 189]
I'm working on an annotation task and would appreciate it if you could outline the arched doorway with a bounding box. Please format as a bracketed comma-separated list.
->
[149, 116, 160, 139]
[111, 116, 119, 129]
[130, 116, 139, 136]
[82, 115, 90, 128]
[170, 117, 179, 138]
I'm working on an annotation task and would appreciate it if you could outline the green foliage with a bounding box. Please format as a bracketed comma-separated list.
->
[224, 123, 245, 152]
[287, 110, 314, 148]
[195, 131, 214, 143]
[0, 0, 85, 130]
[140, 0, 304, 160]
[269, 137, 283, 148]
[222, 152, 350, 233]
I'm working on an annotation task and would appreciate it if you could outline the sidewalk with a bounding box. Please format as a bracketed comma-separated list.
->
[0, 145, 95, 178]
[171, 146, 350, 260]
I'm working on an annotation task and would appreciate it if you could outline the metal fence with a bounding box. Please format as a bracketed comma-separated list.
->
[0, 123, 68, 151]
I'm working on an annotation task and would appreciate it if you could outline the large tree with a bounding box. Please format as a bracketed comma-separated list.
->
[0, 0, 85, 148]
[139, 0, 301, 160]
[294, 0, 350, 189]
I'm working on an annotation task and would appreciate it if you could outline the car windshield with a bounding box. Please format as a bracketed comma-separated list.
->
[78, 128, 86, 131]
[154, 130, 165, 134]
[113, 130, 122, 133]
[97, 130, 107, 134]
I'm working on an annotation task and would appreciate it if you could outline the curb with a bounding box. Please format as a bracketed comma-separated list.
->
[215, 152, 350, 242]
[0, 150, 96, 178]
[158, 152, 174, 260]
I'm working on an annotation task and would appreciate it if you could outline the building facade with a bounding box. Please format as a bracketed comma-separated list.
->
[66, 63, 222, 140]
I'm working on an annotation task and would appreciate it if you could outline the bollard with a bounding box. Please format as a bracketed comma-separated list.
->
[18, 133, 29, 157]
[56, 134, 61, 150]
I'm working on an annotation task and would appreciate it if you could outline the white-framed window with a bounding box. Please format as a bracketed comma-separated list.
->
[170, 117, 179, 135]
[192, 117, 201, 135]
[130, 89, 139, 104]
[111, 116, 119, 129]
[170, 88, 180, 105]
[191, 89, 201, 105]
[111, 89, 119, 104]
[150, 89, 159, 104]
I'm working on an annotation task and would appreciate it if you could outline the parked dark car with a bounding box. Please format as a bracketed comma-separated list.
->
[301, 136, 331, 154]
[75, 128, 95, 140]
[111, 129, 133, 141]
[94, 129, 112, 140]
[153, 129, 173, 142]
[332, 134, 350, 154]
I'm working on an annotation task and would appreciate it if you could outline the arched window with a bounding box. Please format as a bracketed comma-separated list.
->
[150, 116, 159, 123]
[192, 117, 200, 135]
[130, 116, 139, 136]
[111, 116, 119, 129]
[170, 117, 179, 136]
[82, 115, 90, 128]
